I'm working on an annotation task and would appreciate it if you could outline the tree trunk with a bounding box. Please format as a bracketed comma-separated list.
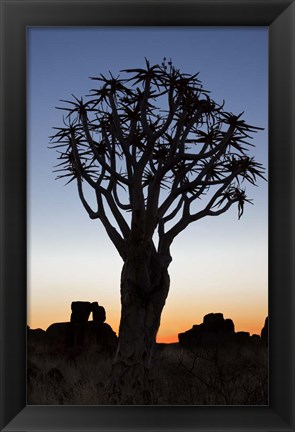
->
[108, 248, 170, 404]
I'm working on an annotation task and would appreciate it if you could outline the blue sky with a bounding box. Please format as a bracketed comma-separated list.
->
[27, 27, 268, 341]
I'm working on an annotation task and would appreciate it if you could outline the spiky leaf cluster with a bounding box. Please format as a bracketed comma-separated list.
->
[50, 59, 265, 259]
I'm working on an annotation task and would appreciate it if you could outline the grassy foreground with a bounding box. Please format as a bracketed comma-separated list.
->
[27, 338, 268, 405]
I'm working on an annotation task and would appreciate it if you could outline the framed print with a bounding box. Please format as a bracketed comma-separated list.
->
[26, 25, 269, 407]
[0, 0, 294, 431]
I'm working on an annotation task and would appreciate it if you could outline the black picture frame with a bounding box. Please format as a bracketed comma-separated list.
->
[0, 0, 294, 430]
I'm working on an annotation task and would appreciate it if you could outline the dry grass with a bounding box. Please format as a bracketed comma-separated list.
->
[27, 340, 268, 405]
[152, 342, 268, 405]
[28, 345, 111, 405]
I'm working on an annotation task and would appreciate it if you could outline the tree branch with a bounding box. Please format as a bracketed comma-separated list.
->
[77, 179, 100, 219]
[108, 92, 134, 171]
[81, 112, 130, 186]
[95, 191, 126, 260]
[101, 188, 130, 239]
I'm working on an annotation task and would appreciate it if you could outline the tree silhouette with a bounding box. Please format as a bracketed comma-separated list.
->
[50, 58, 265, 403]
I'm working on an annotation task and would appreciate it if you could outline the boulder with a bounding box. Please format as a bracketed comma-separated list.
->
[82, 322, 117, 348]
[46, 320, 117, 353]
[46, 322, 73, 348]
[47, 321, 93, 349]
[27, 327, 46, 340]
[91, 302, 106, 324]
[203, 313, 224, 331]
[46, 322, 68, 340]
[224, 319, 235, 333]
[251, 334, 261, 345]
[179, 313, 235, 349]
[100, 323, 118, 352]
[178, 327, 198, 347]
[43, 302, 117, 355]
[235, 331, 250, 344]
[70, 301, 92, 323]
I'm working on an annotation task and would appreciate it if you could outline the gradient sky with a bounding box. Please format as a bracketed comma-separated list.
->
[27, 27, 268, 342]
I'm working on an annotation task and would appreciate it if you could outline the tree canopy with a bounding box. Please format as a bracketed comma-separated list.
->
[50, 58, 265, 261]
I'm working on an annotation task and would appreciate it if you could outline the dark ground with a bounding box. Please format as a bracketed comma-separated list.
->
[27, 332, 268, 405]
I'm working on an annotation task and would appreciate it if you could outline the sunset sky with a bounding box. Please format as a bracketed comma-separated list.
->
[27, 27, 268, 343]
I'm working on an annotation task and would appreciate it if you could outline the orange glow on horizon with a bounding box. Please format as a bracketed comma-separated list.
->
[27, 310, 267, 344]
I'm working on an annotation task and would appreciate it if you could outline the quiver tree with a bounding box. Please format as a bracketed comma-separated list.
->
[50, 58, 265, 403]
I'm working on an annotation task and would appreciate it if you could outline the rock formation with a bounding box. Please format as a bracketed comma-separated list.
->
[70, 301, 92, 323]
[178, 313, 269, 349]
[28, 301, 117, 357]
[27, 326, 47, 341]
[91, 302, 106, 324]
[178, 313, 235, 348]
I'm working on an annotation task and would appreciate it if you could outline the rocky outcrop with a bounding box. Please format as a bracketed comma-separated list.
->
[28, 301, 117, 356]
[235, 331, 250, 344]
[27, 326, 47, 340]
[203, 313, 235, 332]
[178, 313, 235, 348]
[45, 320, 117, 355]
[178, 313, 269, 349]
[70, 301, 107, 324]
[46, 322, 76, 347]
